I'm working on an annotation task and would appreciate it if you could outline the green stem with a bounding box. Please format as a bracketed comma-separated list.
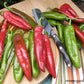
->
[38, 17, 43, 26]
[4, 2, 12, 11]
[47, 7, 53, 11]
[69, 19, 71, 25]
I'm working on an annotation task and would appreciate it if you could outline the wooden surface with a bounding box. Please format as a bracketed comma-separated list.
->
[0, 0, 84, 84]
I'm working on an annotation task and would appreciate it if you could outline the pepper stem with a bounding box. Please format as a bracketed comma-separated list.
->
[38, 17, 43, 26]
[47, 7, 52, 11]
[4, 2, 12, 11]
[69, 19, 71, 25]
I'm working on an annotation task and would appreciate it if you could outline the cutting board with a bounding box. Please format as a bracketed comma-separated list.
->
[0, 0, 84, 84]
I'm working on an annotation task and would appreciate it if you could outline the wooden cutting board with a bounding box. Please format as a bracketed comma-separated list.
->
[0, 0, 84, 84]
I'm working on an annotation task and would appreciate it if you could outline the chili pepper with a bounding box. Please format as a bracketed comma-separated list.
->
[43, 12, 70, 20]
[60, 3, 79, 18]
[0, 30, 13, 74]
[4, 2, 37, 28]
[13, 34, 31, 81]
[29, 30, 40, 78]
[0, 19, 7, 62]
[13, 54, 23, 82]
[34, 26, 45, 72]
[76, 38, 82, 50]
[72, 24, 84, 46]
[3, 11, 32, 30]
[79, 23, 84, 32]
[0, 44, 15, 84]
[44, 34, 56, 78]
[48, 20, 61, 26]
[64, 20, 81, 68]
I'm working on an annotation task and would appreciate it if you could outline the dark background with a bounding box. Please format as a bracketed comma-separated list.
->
[0, 0, 23, 9]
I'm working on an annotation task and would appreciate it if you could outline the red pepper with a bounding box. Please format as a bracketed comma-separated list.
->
[72, 24, 84, 46]
[3, 11, 32, 30]
[44, 35, 56, 78]
[0, 20, 7, 61]
[60, 3, 79, 18]
[13, 34, 31, 81]
[34, 26, 45, 72]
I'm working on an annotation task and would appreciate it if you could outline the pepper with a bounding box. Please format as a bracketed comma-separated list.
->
[13, 54, 23, 82]
[43, 12, 70, 20]
[60, 3, 79, 18]
[48, 19, 64, 43]
[0, 30, 13, 74]
[79, 23, 84, 32]
[29, 30, 39, 78]
[13, 34, 31, 81]
[72, 24, 84, 46]
[0, 20, 7, 62]
[76, 38, 82, 50]
[34, 26, 45, 72]
[64, 20, 81, 68]
[4, 2, 37, 28]
[3, 11, 32, 30]
[0, 44, 15, 84]
[44, 34, 56, 78]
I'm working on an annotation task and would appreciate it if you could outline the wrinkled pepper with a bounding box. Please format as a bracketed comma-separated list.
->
[0, 30, 13, 74]
[79, 23, 84, 32]
[64, 20, 81, 68]
[3, 11, 32, 30]
[34, 26, 45, 72]
[4, 2, 37, 28]
[44, 34, 56, 78]
[0, 20, 7, 62]
[29, 30, 39, 78]
[13, 34, 31, 81]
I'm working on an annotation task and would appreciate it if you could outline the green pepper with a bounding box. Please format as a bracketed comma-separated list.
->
[57, 24, 64, 43]
[0, 44, 15, 84]
[13, 54, 23, 82]
[13, 33, 29, 82]
[48, 19, 64, 43]
[0, 31, 13, 74]
[29, 30, 39, 78]
[48, 20, 61, 26]
[76, 38, 82, 50]
[64, 20, 81, 68]
[43, 12, 69, 20]
[79, 23, 84, 32]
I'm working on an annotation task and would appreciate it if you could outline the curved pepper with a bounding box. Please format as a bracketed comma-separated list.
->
[43, 12, 69, 20]
[13, 34, 31, 81]
[44, 35, 56, 78]
[64, 20, 81, 68]
[29, 30, 39, 78]
[3, 11, 32, 30]
[34, 26, 45, 72]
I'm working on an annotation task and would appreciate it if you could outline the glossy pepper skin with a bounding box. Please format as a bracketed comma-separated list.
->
[34, 26, 45, 72]
[29, 30, 39, 78]
[0, 20, 7, 62]
[79, 23, 84, 32]
[3, 11, 32, 30]
[60, 3, 79, 18]
[64, 20, 81, 68]
[13, 54, 23, 82]
[0, 44, 15, 84]
[0, 31, 13, 74]
[43, 12, 69, 20]
[13, 34, 31, 81]
[4, 2, 37, 28]
[44, 35, 56, 78]
[72, 24, 84, 46]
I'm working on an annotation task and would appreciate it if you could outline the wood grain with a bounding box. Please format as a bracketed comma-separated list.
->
[0, 0, 84, 84]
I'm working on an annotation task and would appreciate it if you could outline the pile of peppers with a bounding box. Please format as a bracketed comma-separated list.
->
[0, 2, 57, 84]
[0, 2, 84, 84]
